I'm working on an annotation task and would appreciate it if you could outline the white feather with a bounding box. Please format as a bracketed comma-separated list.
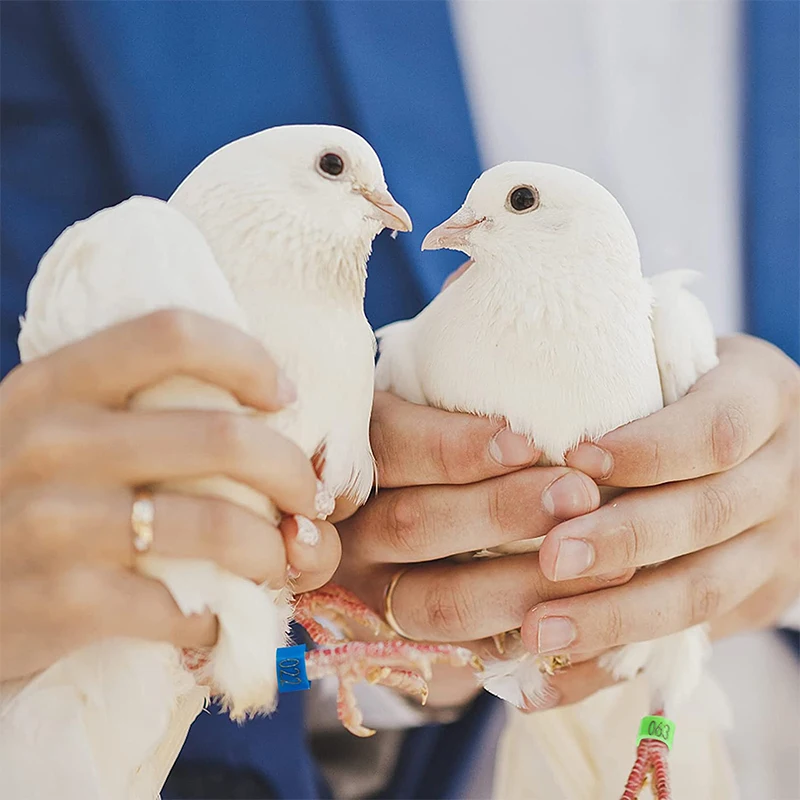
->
[170, 125, 400, 506]
[377, 162, 722, 787]
[7, 196, 289, 799]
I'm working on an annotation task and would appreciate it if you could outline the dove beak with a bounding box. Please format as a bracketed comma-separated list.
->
[421, 207, 484, 252]
[360, 187, 413, 232]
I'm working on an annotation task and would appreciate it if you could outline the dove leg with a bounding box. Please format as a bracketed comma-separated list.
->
[295, 583, 482, 736]
[620, 707, 672, 800]
[293, 582, 394, 642]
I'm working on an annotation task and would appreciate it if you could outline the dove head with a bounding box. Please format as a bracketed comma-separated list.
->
[422, 162, 640, 281]
[170, 125, 410, 298]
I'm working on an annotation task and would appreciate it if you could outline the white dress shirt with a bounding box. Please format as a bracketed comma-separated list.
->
[450, 2, 798, 797]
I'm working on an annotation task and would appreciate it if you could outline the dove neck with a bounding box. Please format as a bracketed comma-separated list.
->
[464, 248, 652, 331]
[225, 229, 370, 313]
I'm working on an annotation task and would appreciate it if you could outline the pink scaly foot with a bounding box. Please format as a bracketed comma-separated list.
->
[305, 639, 481, 737]
[294, 583, 395, 643]
[621, 741, 652, 800]
[620, 709, 672, 800]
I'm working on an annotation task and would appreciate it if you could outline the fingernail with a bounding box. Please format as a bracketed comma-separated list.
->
[566, 443, 613, 480]
[276, 370, 297, 406]
[542, 472, 595, 518]
[554, 538, 595, 580]
[489, 427, 539, 467]
[294, 515, 320, 546]
[314, 480, 335, 520]
[536, 617, 577, 654]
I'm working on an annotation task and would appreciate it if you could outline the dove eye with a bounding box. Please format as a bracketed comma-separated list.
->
[317, 152, 345, 178]
[507, 185, 540, 213]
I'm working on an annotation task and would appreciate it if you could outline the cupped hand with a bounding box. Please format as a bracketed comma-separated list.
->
[520, 335, 799, 707]
[334, 391, 629, 706]
[0, 310, 340, 681]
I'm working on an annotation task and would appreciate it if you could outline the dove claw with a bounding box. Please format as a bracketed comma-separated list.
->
[304, 640, 477, 735]
[314, 480, 336, 519]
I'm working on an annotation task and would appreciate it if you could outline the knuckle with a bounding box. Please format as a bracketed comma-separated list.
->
[203, 497, 241, 555]
[17, 489, 77, 553]
[601, 599, 625, 646]
[384, 490, 428, 558]
[430, 423, 478, 484]
[616, 516, 646, 566]
[710, 403, 749, 471]
[432, 426, 460, 483]
[424, 578, 475, 640]
[204, 412, 249, 462]
[145, 309, 204, 361]
[11, 413, 79, 479]
[694, 482, 734, 542]
[54, 567, 104, 623]
[0, 361, 52, 409]
[369, 414, 391, 481]
[687, 570, 724, 624]
[488, 479, 508, 535]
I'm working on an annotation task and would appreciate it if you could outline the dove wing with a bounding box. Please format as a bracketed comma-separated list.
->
[8, 197, 288, 800]
[375, 318, 428, 404]
[649, 270, 719, 405]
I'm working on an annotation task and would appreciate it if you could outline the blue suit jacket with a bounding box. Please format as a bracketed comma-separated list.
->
[1, 2, 797, 798]
[0, 2, 498, 797]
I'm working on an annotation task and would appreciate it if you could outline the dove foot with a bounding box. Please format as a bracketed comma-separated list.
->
[294, 582, 393, 644]
[304, 639, 480, 736]
[295, 583, 482, 736]
[621, 734, 671, 800]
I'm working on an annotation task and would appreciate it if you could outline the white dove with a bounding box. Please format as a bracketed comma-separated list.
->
[5, 196, 286, 800]
[169, 124, 476, 736]
[375, 162, 721, 799]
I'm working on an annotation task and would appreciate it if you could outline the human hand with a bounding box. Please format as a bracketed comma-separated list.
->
[0, 310, 340, 681]
[520, 335, 799, 707]
[334, 391, 633, 707]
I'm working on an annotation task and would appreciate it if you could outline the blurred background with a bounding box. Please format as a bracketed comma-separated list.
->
[1, 2, 797, 798]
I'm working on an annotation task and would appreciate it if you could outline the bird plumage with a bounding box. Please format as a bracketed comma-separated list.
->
[376, 162, 724, 796]
[169, 125, 409, 506]
[6, 196, 286, 799]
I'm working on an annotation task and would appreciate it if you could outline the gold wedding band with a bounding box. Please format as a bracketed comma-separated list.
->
[383, 568, 420, 641]
[131, 489, 155, 554]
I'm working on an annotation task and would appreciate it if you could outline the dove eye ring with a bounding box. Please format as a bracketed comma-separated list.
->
[506, 185, 540, 213]
[317, 152, 346, 178]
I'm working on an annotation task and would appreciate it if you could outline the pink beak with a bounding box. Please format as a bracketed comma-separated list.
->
[421, 207, 484, 252]
[359, 187, 413, 233]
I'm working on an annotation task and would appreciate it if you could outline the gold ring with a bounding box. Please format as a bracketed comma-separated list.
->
[383, 568, 420, 641]
[131, 489, 155, 554]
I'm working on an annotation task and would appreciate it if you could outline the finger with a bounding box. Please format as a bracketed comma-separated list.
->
[378, 554, 632, 643]
[1, 485, 292, 585]
[346, 467, 599, 565]
[1, 310, 292, 414]
[565, 335, 796, 486]
[7, 565, 219, 673]
[371, 391, 540, 488]
[540, 422, 795, 580]
[464, 635, 604, 667]
[540, 658, 620, 710]
[281, 518, 342, 593]
[522, 522, 779, 655]
[113, 568, 219, 648]
[6, 407, 317, 517]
